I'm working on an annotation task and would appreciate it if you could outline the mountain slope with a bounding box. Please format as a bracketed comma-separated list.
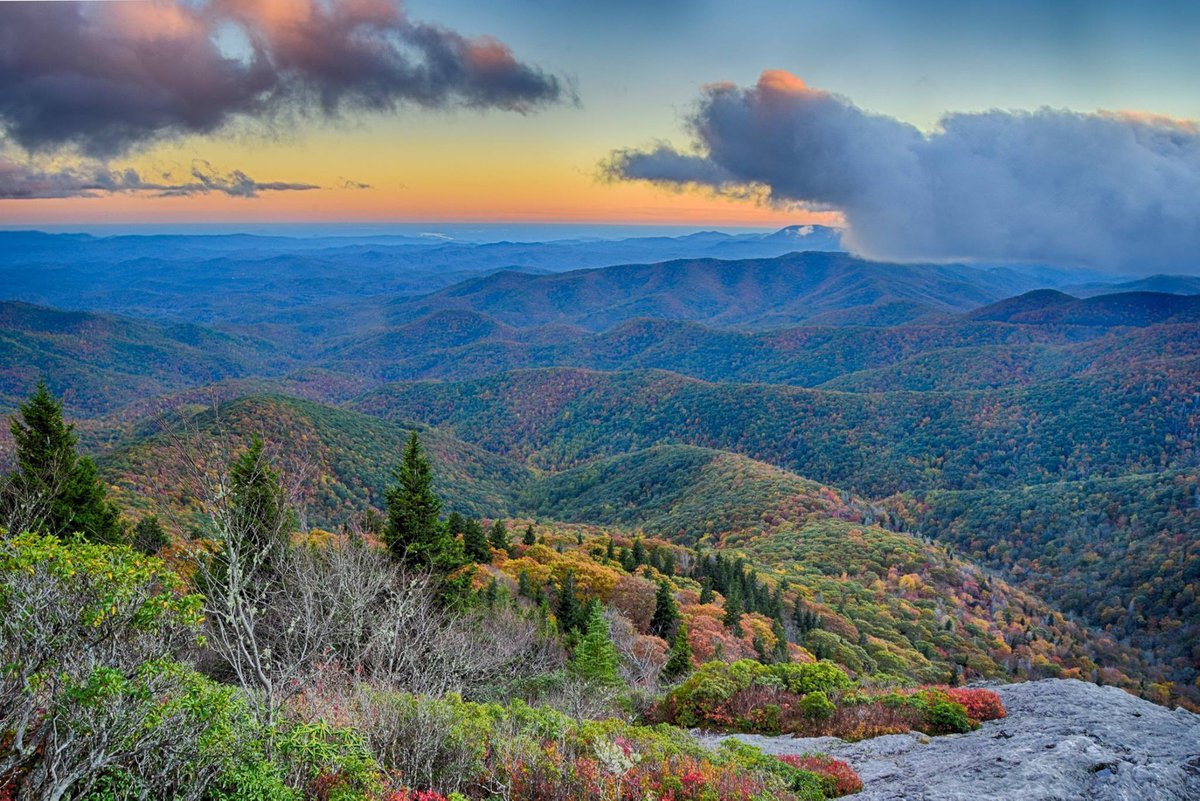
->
[99, 394, 532, 529]
[519, 445, 875, 540]
[386, 251, 1050, 332]
[0, 301, 287, 416]
[350, 366, 1200, 495]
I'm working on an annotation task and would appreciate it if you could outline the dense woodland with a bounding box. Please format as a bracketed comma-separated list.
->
[2, 235, 1199, 798]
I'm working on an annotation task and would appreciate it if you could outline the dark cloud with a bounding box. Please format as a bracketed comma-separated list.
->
[0, 0, 567, 158]
[0, 158, 318, 199]
[608, 70, 1200, 272]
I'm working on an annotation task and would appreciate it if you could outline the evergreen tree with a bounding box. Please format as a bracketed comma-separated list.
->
[483, 578, 499, 608]
[650, 580, 680, 638]
[384, 432, 454, 570]
[228, 436, 294, 565]
[605, 537, 616, 560]
[662, 622, 693, 682]
[522, 523, 536, 546]
[572, 602, 621, 686]
[489, 519, 510, 552]
[4, 380, 122, 543]
[631, 538, 647, 567]
[723, 591, 744, 631]
[517, 570, 532, 599]
[698, 577, 715, 605]
[771, 619, 790, 663]
[132, 514, 169, 555]
[555, 570, 585, 634]
[462, 518, 491, 563]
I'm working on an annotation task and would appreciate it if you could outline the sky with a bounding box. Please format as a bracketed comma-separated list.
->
[1, 0, 1198, 260]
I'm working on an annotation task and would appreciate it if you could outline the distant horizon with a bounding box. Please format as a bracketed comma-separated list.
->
[0, 221, 816, 241]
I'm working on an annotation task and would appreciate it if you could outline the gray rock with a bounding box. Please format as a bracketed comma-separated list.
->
[695, 679, 1200, 800]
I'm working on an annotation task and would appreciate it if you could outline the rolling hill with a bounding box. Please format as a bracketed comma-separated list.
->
[0, 301, 288, 416]
[384, 251, 1056, 331]
[350, 365, 1200, 495]
[98, 394, 533, 530]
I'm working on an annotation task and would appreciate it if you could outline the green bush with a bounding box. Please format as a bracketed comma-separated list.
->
[799, 691, 836, 721]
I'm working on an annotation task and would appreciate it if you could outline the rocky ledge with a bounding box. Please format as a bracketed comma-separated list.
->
[696, 679, 1200, 800]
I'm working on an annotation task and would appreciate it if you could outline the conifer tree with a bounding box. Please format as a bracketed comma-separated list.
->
[4, 380, 122, 543]
[228, 436, 294, 565]
[662, 622, 693, 681]
[462, 518, 491, 563]
[489, 519, 510, 552]
[556, 570, 584, 634]
[572, 601, 621, 686]
[698, 577, 715, 605]
[517, 570, 532, 598]
[631, 537, 647, 567]
[384, 432, 454, 570]
[132, 514, 169, 555]
[724, 591, 744, 631]
[522, 523, 536, 546]
[650, 580, 680, 638]
[605, 537, 616, 560]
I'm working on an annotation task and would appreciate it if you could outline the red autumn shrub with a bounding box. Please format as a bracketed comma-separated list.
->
[778, 754, 864, 797]
[946, 688, 1006, 722]
[387, 790, 449, 801]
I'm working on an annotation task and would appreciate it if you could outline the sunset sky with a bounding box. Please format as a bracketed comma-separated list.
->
[2, 0, 1198, 232]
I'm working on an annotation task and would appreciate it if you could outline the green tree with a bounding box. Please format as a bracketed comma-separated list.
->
[723, 592, 744, 631]
[462, 518, 491, 563]
[572, 602, 621, 686]
[650, 580, 679, 638]
[384, 432, 454, 570]
[698, 577, 715, 605]
[489, 519, 510, 552]
[131, 514, 169, 555]
[556, 570, 585, 634]
[522, 524, 536, 546]
[4, 380, 122, 543]
[662, 622, 693, 682]
[228, 436, 293, 563]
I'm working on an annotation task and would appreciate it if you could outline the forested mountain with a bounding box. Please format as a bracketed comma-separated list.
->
[384, 251, 1059, 331]
[98, 394, 532, 529]
[3, 231, 1199, 721]
[351, 366, 1199, 494]
[0, 301, 287, 414]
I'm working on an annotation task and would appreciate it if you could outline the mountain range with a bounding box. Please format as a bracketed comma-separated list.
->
[2, 227, 1198, 709]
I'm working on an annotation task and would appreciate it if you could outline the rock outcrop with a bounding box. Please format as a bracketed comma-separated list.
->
[696, 679, 1200, 800]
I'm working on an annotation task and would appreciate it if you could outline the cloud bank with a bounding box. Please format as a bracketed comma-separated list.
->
[0, 159, 318, 199]
[607, 70, 1200, 271]
[0, 0, 567, 159]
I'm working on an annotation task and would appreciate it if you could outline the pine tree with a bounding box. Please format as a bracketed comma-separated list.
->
[556, 570, 584, 634]
[650, 580, 679, 638]
[698, 577, 715, 605]
[228, 436, 294, 565]
[489, 519, 510, 552]
[522, 523, 536, 546]
[517, 570, 532, 598]
[605, 538, 616, 560]
[572, 602, 621, 686]
[631, 538, 647, 567]
[384, 432, 454, 570]
[132, 514, 169, 555]
[4, 380, 122, 543]
[662, 622, 693, 682]
[462, 518, 491, 563]
[724, 591, 744, 631]
[771, 619, 790, 663]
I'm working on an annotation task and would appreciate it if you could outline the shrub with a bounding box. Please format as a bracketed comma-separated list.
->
[921, 697, 974, 735]
[778, 755, 864, 798]
[774, 661, 853, 696]
[946, 687, 1006, 722]
[799, 691, 836, 721]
